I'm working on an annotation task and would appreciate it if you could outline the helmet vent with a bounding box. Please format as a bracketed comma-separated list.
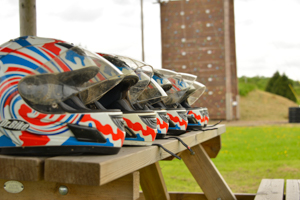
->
[68, 124, 107, 143]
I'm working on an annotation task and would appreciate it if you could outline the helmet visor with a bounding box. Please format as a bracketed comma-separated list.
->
[98, 53, 139, 78]
[162, 75, 189, 105]
[137, 78, 168, 105]
[98, 53, 153, 104]
[187, 81, 206, 105]
[155, 70, 190, 106]
[18, 47, 125, 106]
[153, 70, 173, 92]
[128, 66, 153, 103]
[178, 72, 197, 88]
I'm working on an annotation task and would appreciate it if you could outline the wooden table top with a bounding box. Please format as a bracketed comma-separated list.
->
[0, 125, 225, 186]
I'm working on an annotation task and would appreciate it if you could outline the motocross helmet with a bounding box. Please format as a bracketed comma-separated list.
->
[0, 36, 128, 156]
[137, 78, 169, 138]
[177, 72, 197, 103]
[148, 69, 174, 137]
[180, 79, 207, 130]
[153, 69, 189, 135]
[97, 53, 157, 146]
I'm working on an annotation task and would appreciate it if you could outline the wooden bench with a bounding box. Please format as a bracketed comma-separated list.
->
[286, 179, 300, 200]
[255, 179, 300, 200]
[254, 179, 284, 200]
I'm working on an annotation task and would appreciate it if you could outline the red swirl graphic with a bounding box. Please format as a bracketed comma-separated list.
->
[19, 131, 50, 146]
[0, 47, 14, 54]
[40, 47, 70, 72]
[157, 118, 169, 130]
[167, 113, 187, 129]
[19, 104, 66, 126]
[6, 67, 35, 74]
[123, 118, 156, 141]
[4, 91, 18, 107]
[81, 115, 125, 145]
[42, 40, 65, 56]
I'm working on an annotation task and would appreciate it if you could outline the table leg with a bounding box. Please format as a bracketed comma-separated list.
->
[140, 162, 170, 200]
[201, 135, 221, 158]
[181, 144, 237, 200]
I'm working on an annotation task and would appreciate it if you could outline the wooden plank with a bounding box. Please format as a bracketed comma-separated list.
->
[138, 192, 255, 200]
[140, 162, 170, 200]
[0, 172, 139, 200]
[169, 192, 255, 200]
[181, 144, 237, 200]
[0, 155, 44, 181]
[44, 125, 225, 186]
[254, 179, 284, 200]
[286, 179, 300, 200]
[201, 135, 221, 158]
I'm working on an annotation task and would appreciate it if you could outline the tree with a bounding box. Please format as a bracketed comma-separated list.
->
[265, 72, 297, 102]
[265, 71, 280, 93]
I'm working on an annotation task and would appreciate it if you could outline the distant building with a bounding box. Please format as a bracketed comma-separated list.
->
[160, 0, 239, 120]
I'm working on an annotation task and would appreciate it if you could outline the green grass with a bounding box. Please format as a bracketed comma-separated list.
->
[159, 125, 300, 193]
[238, 82, 257, 96]
[238, 76, 270, 96]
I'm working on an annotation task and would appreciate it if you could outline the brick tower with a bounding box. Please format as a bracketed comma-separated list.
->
[160, 0, 239, 120]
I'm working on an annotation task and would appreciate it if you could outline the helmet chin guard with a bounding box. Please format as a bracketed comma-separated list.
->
[0, 36, 128, 155]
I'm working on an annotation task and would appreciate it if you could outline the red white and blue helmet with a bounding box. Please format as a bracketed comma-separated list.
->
[0, 36, 128, 155]
[96, 53, 158, 145]
[137, 78, 169, 138]
[152, 69, 188, 135]
[180, 80, 207, 130]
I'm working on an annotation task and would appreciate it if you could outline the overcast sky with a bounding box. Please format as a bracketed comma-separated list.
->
[1, 0, 300, 80]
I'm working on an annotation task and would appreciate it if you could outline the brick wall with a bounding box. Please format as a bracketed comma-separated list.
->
[160, 0, 238, 120]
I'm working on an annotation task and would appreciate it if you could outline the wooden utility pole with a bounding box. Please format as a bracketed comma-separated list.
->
[19, 0, 36, 36]
[140, 0, 145, 61]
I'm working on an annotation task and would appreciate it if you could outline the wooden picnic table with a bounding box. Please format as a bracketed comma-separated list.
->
[0, 124, 237, 200]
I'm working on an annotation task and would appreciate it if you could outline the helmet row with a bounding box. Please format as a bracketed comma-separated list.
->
[0, 36, 208, 156]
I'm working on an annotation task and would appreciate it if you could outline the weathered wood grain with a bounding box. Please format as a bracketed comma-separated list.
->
[254, 179, 284, 200]
[140, 162, 170, 200]
[201, 135, 221, 158]
[285, 179, 300, 200]
[138, 192, 256, 200]
[0, 155, 44, 181]
[0, 172, 139, 200]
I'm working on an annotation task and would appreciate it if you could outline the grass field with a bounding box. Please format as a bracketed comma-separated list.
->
[159, 125, 300, 193]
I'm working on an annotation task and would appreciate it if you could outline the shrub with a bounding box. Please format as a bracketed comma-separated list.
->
[238, 82, 256, 96]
